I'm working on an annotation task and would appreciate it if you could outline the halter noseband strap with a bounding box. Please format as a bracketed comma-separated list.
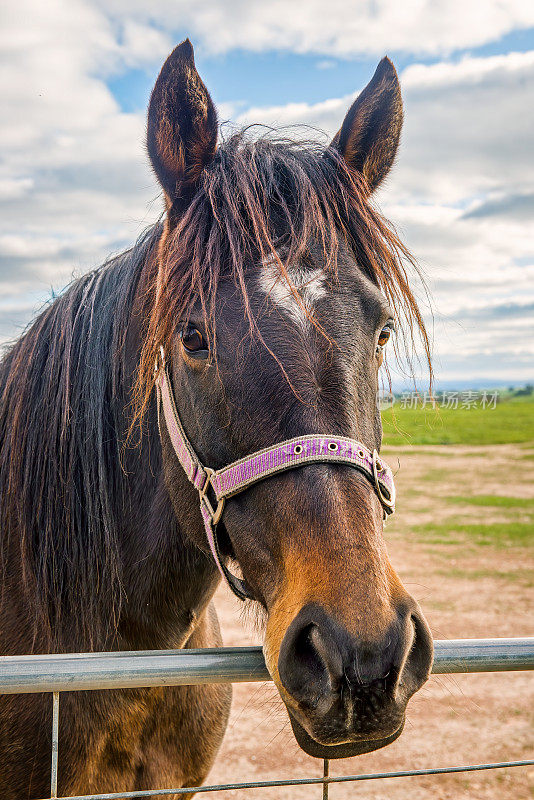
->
[156, 354, 396, 601]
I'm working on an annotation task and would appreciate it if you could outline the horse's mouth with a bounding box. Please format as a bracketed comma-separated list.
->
[287, 711, 405, 759]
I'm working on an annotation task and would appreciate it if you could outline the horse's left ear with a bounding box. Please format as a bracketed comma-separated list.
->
[147, 39, 218, 211]
[330, 57, 403, 193]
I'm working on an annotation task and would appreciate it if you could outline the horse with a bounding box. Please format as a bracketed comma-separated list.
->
[0, 39, 433, 798]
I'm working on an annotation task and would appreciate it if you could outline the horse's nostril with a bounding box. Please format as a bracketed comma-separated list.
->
[278, 611, 344, 707]
[400, 609, 434, 694]
[294, 625, 325, 677]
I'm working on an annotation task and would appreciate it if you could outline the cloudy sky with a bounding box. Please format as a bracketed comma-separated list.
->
[1, 0, 533, 388]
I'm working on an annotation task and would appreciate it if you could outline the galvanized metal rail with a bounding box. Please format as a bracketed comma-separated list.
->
[0, 637, 530, 799]
[0, 637, 533, 694]
[36, 760, 534, 800]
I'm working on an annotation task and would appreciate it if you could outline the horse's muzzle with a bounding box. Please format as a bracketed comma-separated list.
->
[277, 602, 433, 758]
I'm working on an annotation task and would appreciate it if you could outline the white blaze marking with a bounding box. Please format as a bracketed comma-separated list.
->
[258, 253, 327, 330]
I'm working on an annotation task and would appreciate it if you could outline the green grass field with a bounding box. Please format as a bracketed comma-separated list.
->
[381, 394, 534, 446]
[413, 520, 532, 548]
[446, 494, 534, 509]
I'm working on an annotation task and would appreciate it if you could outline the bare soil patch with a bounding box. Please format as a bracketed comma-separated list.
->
[207, 444, 534, 799]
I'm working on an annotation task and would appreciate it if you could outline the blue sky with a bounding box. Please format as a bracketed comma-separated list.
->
[109, 27, 534, 114]
[1, 1, 533, 388]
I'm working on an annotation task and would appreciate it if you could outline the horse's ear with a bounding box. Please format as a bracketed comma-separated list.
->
[147, 39, 218, 210]
[330, 57, 403, 193]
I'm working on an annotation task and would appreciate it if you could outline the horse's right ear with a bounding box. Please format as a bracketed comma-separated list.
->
[330, 58, 403, 194]
[147, 39, 218, 212]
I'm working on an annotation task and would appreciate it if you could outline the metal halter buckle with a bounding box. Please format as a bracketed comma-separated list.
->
[198, 467, 226, 525]
[372, 449, 395, 513]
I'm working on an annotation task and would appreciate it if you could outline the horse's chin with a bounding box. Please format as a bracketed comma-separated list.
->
[287, 711, 405, 759]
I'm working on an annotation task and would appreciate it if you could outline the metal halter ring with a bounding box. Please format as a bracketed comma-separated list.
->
[372, 449, 395, 512]
[199, 468, 226, 525]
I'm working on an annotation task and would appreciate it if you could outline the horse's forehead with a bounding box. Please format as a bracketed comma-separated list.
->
[256, 252, 327, 332]
[251, 248, 384, 333]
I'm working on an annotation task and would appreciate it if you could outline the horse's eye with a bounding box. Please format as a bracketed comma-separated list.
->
[181, 326, 208, 356]
[377, 326, 392, 348]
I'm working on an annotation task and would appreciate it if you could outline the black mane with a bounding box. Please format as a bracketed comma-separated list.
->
[0, 226, 159, 650]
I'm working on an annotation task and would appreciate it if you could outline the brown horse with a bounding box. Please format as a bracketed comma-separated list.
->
[0, 39, 433, 798]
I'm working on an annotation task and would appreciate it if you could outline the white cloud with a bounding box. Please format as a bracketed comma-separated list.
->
[0, 0, 161, 303]
[316, 60, 336, 70]
[0, 178, 34, 201]
[96, 0, 534, 58]
[401, 49, 534, 87]
[0, 0, 532, 385]
[120, 20, 173, 67]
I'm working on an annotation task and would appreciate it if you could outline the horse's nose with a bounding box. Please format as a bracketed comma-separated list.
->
[278, 602, 432, 728]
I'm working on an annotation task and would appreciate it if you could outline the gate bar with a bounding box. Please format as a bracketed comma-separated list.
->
[38, 759, 534, 800]
[50, 692, 59, 798]
[0, 638, 532, 695]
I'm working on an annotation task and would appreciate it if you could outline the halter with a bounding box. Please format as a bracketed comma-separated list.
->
[156, 353, 396, 601]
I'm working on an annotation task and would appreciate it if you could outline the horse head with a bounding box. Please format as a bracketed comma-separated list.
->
[141, 39, 433, 758]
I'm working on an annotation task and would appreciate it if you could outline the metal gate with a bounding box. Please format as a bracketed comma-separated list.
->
[1, 637, 533, 799]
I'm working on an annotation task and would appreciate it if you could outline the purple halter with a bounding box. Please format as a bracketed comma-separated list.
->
[156, 354, 396, 601]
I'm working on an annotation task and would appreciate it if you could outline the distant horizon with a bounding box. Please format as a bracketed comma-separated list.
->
[386, 380, 533, 393]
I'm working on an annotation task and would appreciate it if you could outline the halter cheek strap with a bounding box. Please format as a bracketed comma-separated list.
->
[156, 355, 396, 602]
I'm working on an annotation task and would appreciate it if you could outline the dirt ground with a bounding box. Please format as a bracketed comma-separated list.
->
[205, 444, 534, 799]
